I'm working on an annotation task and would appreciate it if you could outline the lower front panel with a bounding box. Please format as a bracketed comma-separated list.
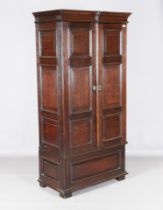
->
[71, 151, 120, 181]
[69, 147, 126, 192]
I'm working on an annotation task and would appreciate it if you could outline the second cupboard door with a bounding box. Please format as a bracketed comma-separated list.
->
[98, 23, 126, 148]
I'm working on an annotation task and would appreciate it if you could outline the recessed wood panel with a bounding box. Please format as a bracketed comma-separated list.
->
[40, 30, 56, 56]
[42, 118, 58, 147]
[103, 65, 120, 108]
[43, 160, 59, 181]
[104, 30, 120, 56]
[70, 28, 90, 56]
[103, 114, 120, 140]
[72, 153, 119, 180]
[41, 66, 58, 112]
[40, 146, 59, 162]
[70, 67, 92, 113]
[70, 118, 92, 147]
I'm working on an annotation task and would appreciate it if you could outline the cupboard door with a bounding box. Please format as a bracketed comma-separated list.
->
[67, 23, 96, 155]
[98, 23, 126, 148]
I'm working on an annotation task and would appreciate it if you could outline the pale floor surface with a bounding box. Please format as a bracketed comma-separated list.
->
[0, 156, 162, 210]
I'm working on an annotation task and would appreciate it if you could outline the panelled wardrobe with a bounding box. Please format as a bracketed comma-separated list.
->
[33, 9, 131, 198]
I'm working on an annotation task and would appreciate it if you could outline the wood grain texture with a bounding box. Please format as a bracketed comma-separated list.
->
[72, 152, 119, 180]
[43, 159, 59, 181]
[70, 67, 91, 113]
[103, 113, 121, 140]
[41, 66, 58, 112]
[33, 9, 131, 198]
[103, 65, 120, 108]
[70, 118, 92, 148]
[40, 30, 56, 56]
[42, 118, 58, 147]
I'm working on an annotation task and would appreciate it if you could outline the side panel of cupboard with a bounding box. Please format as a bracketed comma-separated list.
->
[36, 22, 62, 189]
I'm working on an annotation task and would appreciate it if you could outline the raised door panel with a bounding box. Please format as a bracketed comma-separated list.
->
[103, 113, 121, 146]
[70, 67, 91, 113]
[67, 23, 96, 154]
[104, 30, 120, 56]
[70, 118, 92, 148]
[70, 22, 91, 57]
[71, 30, 89, 56]
[103, 65, 120, 108]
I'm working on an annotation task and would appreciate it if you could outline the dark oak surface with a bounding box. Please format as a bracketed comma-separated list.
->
[33, 9, 131, 198]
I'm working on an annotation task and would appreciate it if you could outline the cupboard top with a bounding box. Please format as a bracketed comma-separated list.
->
[33, 9, 131, 23]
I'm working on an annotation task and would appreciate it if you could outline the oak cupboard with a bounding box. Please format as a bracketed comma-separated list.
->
[33, 9, 131, 198]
